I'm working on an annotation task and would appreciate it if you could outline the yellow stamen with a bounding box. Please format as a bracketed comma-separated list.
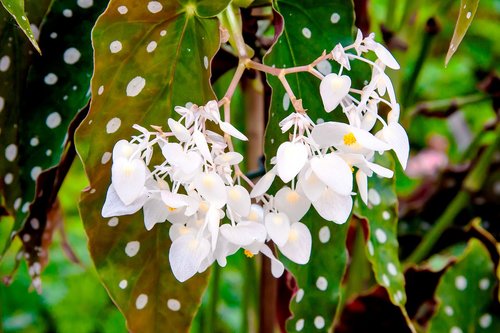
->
[343, 132, 357, 145]
[167, 206, 176, 212]
[244, 249, 254, 258]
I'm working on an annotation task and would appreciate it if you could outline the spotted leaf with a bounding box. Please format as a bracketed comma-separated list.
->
[353, 155, 412, 322]
[445, 0, 480, 66]
[263, 1, 354, 331]
[0, 0, 41, 53]
[75, 0, 230, 331]
[0, 0, 108, 258]
[428, 238, 500, 333]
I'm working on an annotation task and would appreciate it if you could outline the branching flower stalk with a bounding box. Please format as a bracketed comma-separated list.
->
[102, 29, 409, 282]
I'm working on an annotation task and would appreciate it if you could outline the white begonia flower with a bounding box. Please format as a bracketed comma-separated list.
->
[169, 234, 210, 282]
[309, 153, 353, 196]
[377, 121, 409, 169]
[226, 185, 251, 217]
[355, 170, 369, 205]
[311, 122, 391, 155]
[112, 139, 140, 162]
[205, 205, 221, 250]
[372, 43, 400, 70]
[247, 204, 264, 223]
[193, 130, 213, 163]
[264, 212, 291, 247]
[220, 221, 267, 247]
[102, 184, 147, 218]
[276, 142, 308, 183]
[214, 152, 244, 165]
[169, 222, 197, 241]
[168, 118, 191, 142]
[274, 186, 311, 222]
[296, 165, 326, 202]
[331, 43, 351, 70]
[194, 172, 228, 209]
[312, 187, 353, 224]
[277, 222, 311, 265]
[319, 73, 351, 112]
[111, 157, 147, 205]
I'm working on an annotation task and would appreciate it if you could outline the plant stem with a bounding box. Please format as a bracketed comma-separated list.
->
[206, 264, 221, 333]
[259, 254, 277, 333]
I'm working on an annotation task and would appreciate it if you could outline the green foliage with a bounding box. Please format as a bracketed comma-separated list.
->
[445, 0, 480, 65]
[0, 0, 41, 53]
[428, 239, 500, 332]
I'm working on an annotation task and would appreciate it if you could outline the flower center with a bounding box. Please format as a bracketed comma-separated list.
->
[286, 191, 300, 203]
[244, 249, 254, 258]
[343, 132, 357, 145]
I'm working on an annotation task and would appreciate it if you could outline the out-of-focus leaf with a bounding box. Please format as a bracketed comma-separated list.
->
[0, 0, 41, 53]
[263, 1, 354, 331]
[0, 0, 108, 261]
[445, 0, 480, 66]
[75, 0, 230, 331]
[354, 154, 413, 327]
[428, 238, 500, 332]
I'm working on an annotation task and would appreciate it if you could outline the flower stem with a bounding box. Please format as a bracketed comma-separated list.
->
[206, 264, 221, 333]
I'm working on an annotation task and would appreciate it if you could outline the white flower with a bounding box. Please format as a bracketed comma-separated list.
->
[276, 142, 308, 183]
[169, 234, 210, 282]
[319, 73, 351, 112]
[277, 222, 311, 264]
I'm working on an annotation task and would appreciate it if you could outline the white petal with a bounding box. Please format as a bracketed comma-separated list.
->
[246, 204, 264, 223]
[374, 43, 400, 69]
[194, 172, 227, 208]
[275, 186, 311, 222]
[260, 245, 285, 278]
[297, 167, 326, 202]
[220, 221, 266, 246]
[169, 224, 195, 241]
[350, 126, 391, 151]
[102, 185, 146, 217]
[161, 142, 184, 165]
[311, 122, 346, 148]
[382, 123, 409, 169]
[310, 154, 353, 196]
[250, 170, 276, 198]
[193, 130, 213, 162]
[213, 236, 239, 266]
[112, 140, 139, 162]
[112, 157, 147, 205]
[227, 185, 251, 217]
[276, 142, 308, 183]
[319, 73, 351, 112]
[219, 121, 248, 141]
[206, 206, 220, 250]
[367, 161, 394, 178]
[178, 151, 202, 175]
[265, 212, 290, 247]
[361, 101, 378, 131]
[214, 152, 243, 165]
[312, 188, 353, 224]
[355, 170, 368, 205]
[166, 207, 189, 224]
[278, 222, 311, 264]
[143, 197, 169, 230]
[168, 118, 191, 142]
[161, 191, 190, 208]
[169, 235, 210, 282]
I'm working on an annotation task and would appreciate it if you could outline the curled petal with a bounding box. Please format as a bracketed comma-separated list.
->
[250, 170, 276, 198]
[193, 130, 213, 163]
[112, 140, 139, 162]
[379, 122, 409, 169]
[168, 118, 191, 142]
[355, 170, 368, 205]
[143, 197, 169, 231]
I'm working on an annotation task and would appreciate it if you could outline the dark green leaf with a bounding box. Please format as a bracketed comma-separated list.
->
[0, 0, 41, 53]
[75, 0, 230, 331]
[263, 1, 354, 331]
[445, 0, 480, 65]
[428, 238, 500, 333]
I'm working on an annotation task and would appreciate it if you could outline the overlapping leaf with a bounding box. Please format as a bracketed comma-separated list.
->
[428, 239, 500, 332]
[75, 0, 230, 331]
[263, 0, 354, 331]
[354, 155, 408, 308]
[445, 0, 480, 65]
[0, 0, 41, 53]
[0, 0, 108, 260]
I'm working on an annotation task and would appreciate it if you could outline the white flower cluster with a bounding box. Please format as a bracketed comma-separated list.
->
[102, 31, 408, 282]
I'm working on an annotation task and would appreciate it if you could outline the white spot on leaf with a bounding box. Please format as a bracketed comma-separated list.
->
[318, 226, 330, 243]
[31, 166, 42, 181]
[148, 1, 163, 13]
[167, 299, 181, 311]
[125, 241, 140, 257]
[316, 276, 328, 291]
[146, 41, 157, 53]
[77, 0, 93, 9]
[44, 73, 58, 85]
[0, 55, 11, 72]
[302, 27, 311, 38]
[126, 76, 146, 97]
[106, 117, 121, 134]
[46, 112, 62, 128]
[375, 228, 387, 243]
[455, 275, 467, 290]
[135, 294, 148, 309]
[63, 48, 81, 64]
[331, 13, 340, 23]
[5, 144, 17, 162]
[109, 40, 122, 53]
[314, 316, 325, 329]
[117, 5, 128, 14]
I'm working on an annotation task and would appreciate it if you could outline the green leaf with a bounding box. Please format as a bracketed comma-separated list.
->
[263, 1, 354, 331]
[353, 155, 408, 309]
[0, 0, 108, 258]
[0, 0, 41, 53]
[75, 0, 230, 331]
[445, 0, 480, 66]
[428, 238, 500, 333]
